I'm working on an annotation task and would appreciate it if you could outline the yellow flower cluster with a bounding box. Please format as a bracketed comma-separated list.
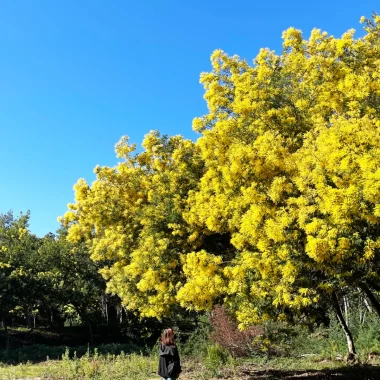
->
[61, 16, 380, 326]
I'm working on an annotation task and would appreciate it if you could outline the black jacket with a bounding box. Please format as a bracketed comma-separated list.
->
[158, 343, 181, 378]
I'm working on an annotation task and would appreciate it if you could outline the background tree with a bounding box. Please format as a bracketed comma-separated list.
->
[0, 211, 46, 348]
[37, 229, 106, 343]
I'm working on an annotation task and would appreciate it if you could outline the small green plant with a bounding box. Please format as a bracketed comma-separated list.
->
[204, 343, 231, 377]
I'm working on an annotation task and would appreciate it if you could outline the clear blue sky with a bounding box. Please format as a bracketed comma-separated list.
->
[0, 0, 377, 236]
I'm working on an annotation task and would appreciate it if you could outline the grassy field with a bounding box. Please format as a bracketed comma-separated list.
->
[2, 318, 380, 380]
[1, 349, 380, 380]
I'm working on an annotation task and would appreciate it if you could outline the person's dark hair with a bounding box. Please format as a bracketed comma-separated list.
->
[161, 328, 175, 346]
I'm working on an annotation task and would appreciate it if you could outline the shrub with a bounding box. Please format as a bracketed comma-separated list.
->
[180, 314, 211, 357]
[210, 305, 263, 357]
[204, 343, 231, 377]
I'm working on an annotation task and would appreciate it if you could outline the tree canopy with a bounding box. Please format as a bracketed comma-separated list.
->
[61, 15, 380, 353]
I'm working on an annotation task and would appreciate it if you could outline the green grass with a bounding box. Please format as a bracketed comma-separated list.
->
[0, 350, 158, 380]
[1, 348, 380, 380]
[0, 343, 145, 364]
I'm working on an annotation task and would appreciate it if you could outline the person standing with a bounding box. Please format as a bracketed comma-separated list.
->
[158, 328, 182, 380]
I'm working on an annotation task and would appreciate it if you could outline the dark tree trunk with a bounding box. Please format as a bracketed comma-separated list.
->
[366, 279, 380, 292]
[73, 304, 94, 345]
[360, 283, 380, 318]
[87, 321, 94, 345]
[3, 320, 10, 350]
[332, 291, 356, 357]
[26, 312, 31, 328]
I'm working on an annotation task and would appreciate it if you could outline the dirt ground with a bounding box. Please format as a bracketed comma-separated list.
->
[15, 367, 380, 379]
[236, 367, 380, 379]
[179, 363, 380, 380]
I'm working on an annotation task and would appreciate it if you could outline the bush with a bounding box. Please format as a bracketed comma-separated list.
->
[210, 305, 263, 357]
[204, 343, 231, 377]
[180, 314, 211, 357]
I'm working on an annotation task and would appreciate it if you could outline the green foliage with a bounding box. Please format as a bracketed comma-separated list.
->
[204, 343, 232, 377]
[3, 352, 380, 380]
[0, 349, 157, 380]
[252, 302, 380, 363]
[0, 343, 144, 364]
[179, 315, 211, 357]
[0, 214, 112, 348]
[38, 229, 107, 336]
[251, 320, 298, 357]
[318, 310, 380, 362]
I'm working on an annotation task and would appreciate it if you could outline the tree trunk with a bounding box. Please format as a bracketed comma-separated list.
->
[364, 297, 372, 313]
[26, 308, 31, 328]
[73, 304, 94, 344]
[116, 304, 123, 324]
[343, 296, 349, 326]
[3, 320, 10, 351]
[332, 291, 355, 357]
[360, 283, 380, 318]
[358, 294, 367, 325]
[87, 321, 94, 345]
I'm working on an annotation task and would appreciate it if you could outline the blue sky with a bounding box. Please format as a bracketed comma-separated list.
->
[0, 0, 378, 236]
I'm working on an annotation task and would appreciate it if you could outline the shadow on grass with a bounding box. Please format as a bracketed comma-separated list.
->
[242, 365, 380, 379]
[0, 342, 150, 365]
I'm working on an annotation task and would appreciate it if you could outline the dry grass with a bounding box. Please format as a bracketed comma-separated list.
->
[1, 354, 380, 380]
